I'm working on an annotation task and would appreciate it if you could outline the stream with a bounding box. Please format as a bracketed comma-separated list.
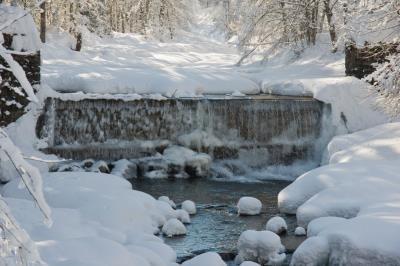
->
[131, 178, 304, 264]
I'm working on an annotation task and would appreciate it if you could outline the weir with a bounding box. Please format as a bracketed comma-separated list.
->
[37, 95, 332, 168]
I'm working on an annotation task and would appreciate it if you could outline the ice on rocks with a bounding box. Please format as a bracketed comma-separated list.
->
[162, 218, 187, 237]
[158, 196, 176, 209]
[237, 197, 262, 216]
[236, 230, 285, 265]
[182, 200, 197, 215]
[265, 216, 287, 235]
[294, 227, 306, 236]
[182, 252, 226, 266]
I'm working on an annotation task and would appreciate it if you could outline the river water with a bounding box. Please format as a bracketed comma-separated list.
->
[131, 178, 303, 264]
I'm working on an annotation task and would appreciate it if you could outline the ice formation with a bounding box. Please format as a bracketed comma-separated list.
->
[265, 216, 287, 235]
[162, 218, 187, 237]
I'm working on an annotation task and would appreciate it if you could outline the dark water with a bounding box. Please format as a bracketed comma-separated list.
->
[131, 178, 302, 263]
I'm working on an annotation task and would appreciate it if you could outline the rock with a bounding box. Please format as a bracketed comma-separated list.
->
[82, 159, 95, 168]
[111, 159, 138, 179]
[266, 216, 287, 235]
[182, 200, 197, 215]
[236, 230, 285, 265]
[94, 160, 110, 174]
[185, 154, 212, 178]
[295, 227, 306, 236]
[162, 218, 187, 237]
[237, 197, 262, 216]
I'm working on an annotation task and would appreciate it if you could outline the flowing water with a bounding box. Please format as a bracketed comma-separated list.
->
[131, 178, 304, 264]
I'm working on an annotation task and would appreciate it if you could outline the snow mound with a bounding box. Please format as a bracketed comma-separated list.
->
[294, 227, 306, 236]
[236, 230, 285, 265]
[237, 197, 262, 216]
[265, 216, 287, 235]
[182, 252, 226, 266]
[158, 196, 176, 209]
[162, 218, 187, 237]
[279, 122, 400, 264]
[182, 200, 197, 215]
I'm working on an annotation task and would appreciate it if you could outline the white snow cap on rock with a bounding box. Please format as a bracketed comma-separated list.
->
[158, 196, 176, 209]
[176, 209, 191, 224]
[290, 236, 329, 266]
[182, 200, 197, 215]
[236, 230, 285, 265]
[266, 216, 287, 235]
[182, 252, 226, 266]
[162, 218, 187, 237]
[237, 197, 262, 216]
[240, 261, 260, 266]
[294, 227, 306, 236]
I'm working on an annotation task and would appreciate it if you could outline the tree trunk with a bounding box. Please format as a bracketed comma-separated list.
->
[324, 0, 337, 52]
[40, 2, 46, 43]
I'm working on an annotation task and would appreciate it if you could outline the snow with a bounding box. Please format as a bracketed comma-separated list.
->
[41, 31, 388, 135]
[294, 227, 306, 237]
[279, 122, 400, 265]
[158, 196, 176, 209]
[182, 252, 226, 266]
[175, 209, 191, 224]
[237, 197, 262, 216]
[0, 4, 41, 52]
[181, 200, 197, 215]
[265, 216, 287, 235]
[240, 262, 260, 266]
[236, 230, 285, 265]
[1, 171, 178, 266]
[162, 218, 187, 237]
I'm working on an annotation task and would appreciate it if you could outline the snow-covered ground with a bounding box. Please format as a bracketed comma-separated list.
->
[41, 28, 387, 134]
[279, 123, 400, 265]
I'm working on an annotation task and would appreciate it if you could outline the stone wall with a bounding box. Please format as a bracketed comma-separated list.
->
[0, 33, 41, 127]
[345, 42, 399, 79]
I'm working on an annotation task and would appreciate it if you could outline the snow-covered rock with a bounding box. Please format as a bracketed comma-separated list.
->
[236, 230, 285, 265]
[182, 200, 197, 215]
[240, 262, 260, 266]
[162, 219, 187, 237]
[237, 197, 262, 216]
[294, 227, 306, 236]
[158, 196, 176, 209]
[175, 209, 191, 224]
[182, 252, 226, 266]
[265, 216, 287, 235]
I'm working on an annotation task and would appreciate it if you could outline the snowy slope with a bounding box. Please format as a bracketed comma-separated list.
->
[279, 123, 400, 265]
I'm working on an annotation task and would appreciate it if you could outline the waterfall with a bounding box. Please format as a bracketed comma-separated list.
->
[37, 96, 332, 172]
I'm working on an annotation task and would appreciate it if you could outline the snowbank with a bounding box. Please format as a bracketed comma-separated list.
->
[279, 123, 400, 265]
[2, 172, 178, 266]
